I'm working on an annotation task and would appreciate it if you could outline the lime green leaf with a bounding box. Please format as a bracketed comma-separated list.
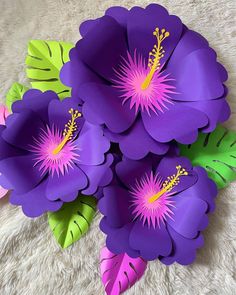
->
[179, 125, 236, 189]
[48, 195, 97, 248]
[26, 40, 73, 100]
[5, 82, 29, 111]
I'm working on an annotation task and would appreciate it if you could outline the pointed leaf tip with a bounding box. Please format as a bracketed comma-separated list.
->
[100, 246, 147, 295]
[5, 82, 29, 111]
[48, 195, 97, 248]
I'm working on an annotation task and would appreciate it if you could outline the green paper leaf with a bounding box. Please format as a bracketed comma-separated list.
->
[26, 40, 73, 100]
[48, 195, 97, 248]
[179, 125, 236, 189]
[5, 82, 29, 111]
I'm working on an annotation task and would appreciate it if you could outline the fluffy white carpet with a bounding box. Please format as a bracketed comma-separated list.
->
[0, 0, 236, 294]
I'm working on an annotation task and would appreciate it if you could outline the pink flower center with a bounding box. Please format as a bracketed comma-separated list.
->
[130, 166, 188, 228]
[30, 109, 81, 177]
[113, 27, 177, 115]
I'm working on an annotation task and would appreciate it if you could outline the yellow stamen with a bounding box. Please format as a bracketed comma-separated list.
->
[52, 108, 81, 155]
[141, 28, 170, 90]
[148, 165, 188, 203]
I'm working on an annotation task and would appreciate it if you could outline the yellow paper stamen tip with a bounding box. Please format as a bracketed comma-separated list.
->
[52, 109, 81, 155]
[148, 165, 188, 203]
[141, 27, 170, 91]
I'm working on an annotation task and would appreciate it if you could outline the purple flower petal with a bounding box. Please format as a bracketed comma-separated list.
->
[105, 222, 140, 258]
[0, 130, 27, 161]
[166, 197, 208, 239]
[217, 62, 228, 82]
[79, 19, 101, 37]
[12, 89, 41, 112]
[48, 97, 83, 132]
[94, 187, 104, 200]
[181, 98, 230, 133]
[10, 178, 63, 218]
[100, 216, 111, 234]
[175, 130, 200, 145]
[20, 89, 42, 99]
[59, 191, 79, 203]
[127, 4, 183, 62]
[115, 156, 153, 188]
[12, 90, 58, 123]
[160, 226, 204, 265]
[46, 165, 88, 201]
[2, 110, 45, 151]
[105, 118, 169, 160]
[105, 6, 129, 29]
[156, 156, 198, 195]
[78, 83, 136, 133]
[60, 48, 104, 98]
[142, 104, 208, 144]
[129, 220, 172, 260]
[99, 185, 132, 228]
[0, 154, 44, 194]
[169, 48, 225, 101]
[0, 172, 13, 190]
[74, 121, 110, 166]
[167, 29, 209, 69]
[179, 166, 217, 212]
[81, 102, 104, 125]
[76, 15, 128, 82]
[79, 154, 113, 195]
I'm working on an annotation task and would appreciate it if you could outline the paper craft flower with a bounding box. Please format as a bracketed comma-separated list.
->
[99, 155, 217, 264]
[60, 4, 230, 160]
[0, 89, 112, 217]
[0, 3, 235, 294]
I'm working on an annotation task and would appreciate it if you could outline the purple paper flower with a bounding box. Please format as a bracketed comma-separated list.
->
[0, 89, 112, 217]
[61, 4, 230, 160]
[98, 155, 217, 264]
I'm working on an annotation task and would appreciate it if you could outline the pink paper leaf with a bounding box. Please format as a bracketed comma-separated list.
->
[100, 246, 147, 295]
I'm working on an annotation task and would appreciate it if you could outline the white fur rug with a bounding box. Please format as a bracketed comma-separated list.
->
[0, 0, 236, 294]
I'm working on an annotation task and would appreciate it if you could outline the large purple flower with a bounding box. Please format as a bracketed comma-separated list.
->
[0, 89, 112, 217]
[61, 4, 230, 160]
[98, 155, 217, 265]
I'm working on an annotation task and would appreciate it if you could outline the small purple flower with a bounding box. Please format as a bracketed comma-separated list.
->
[98, 155, 217, 264]
[0, 89, 112, 217]
[61, 4, 230, 160]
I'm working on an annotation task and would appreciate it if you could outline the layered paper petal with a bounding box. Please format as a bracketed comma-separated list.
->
[142, 104, 208, 144]
[78, 83, 136, 133]
[76, 15, 128, 82]
[10, 178, 63, 217]
[105, 119, 169, 160]
[127, 4, 183, 62]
